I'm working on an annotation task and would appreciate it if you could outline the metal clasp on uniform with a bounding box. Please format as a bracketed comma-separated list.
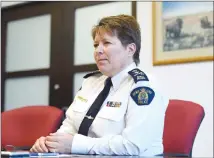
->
[85, 115, 94, 120]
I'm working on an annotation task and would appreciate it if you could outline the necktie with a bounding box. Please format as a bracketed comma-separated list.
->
[78, 77, 112, 136]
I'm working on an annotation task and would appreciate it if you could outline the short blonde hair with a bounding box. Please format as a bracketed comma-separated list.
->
[92, 14, 141, 65]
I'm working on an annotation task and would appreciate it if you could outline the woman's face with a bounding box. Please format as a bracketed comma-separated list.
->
[93, 32, 133, 77]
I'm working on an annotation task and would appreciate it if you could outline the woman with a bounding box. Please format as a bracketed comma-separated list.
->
[30, 14, 168, 156]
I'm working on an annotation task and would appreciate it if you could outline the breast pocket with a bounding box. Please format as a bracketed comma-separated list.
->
[92, 102, 126, 136]
[71, 98, 90, 129]
[71, 95, 90, 111]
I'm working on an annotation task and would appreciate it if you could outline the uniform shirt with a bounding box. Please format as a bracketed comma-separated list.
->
[57, 62, 169, 156]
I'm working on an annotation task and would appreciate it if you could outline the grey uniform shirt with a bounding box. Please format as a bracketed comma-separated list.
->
[57, 63, 169, 156]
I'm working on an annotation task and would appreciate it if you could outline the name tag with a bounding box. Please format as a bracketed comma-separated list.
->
[77, 96, 88, 103]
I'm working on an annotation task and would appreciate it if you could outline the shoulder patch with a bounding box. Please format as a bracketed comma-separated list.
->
[130, 87, 155, 106]
[128, 68, 149, 83]
[83, 70, 101, 78]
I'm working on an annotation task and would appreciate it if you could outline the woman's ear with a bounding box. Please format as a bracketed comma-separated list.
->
[127, 43, 136, 56]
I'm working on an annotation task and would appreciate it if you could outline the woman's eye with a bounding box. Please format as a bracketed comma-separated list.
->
[104, 42, 111, 45]
[93, 44, 98, 48]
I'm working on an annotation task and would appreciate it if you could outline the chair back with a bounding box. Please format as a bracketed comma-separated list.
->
[1, 105, 63, 149]
[163, 99, 205, 157]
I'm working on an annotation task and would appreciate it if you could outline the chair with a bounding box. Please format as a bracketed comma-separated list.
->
[162, 99, 205, 157]
[1, 105, 63, 151]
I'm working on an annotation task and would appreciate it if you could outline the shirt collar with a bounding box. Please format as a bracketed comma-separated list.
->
[111, 62, 137, 91]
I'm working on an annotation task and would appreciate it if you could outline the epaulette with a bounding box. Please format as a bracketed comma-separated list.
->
[128, 68, 149, 83]
[83, 70, 101, 78]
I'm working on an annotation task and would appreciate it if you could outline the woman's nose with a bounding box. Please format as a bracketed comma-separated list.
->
[96, 44, 104, 54]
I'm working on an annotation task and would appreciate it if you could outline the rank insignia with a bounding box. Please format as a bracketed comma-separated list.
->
[128, 68, 149, 83]
[130, 87, 155, 105]
[106, 101, 121, 107]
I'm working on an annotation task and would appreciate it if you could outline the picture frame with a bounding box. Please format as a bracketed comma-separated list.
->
[152, 2, 214, 65]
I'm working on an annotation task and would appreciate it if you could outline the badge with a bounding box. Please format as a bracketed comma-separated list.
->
[128, 68, 149, 83]
[130, 87, 155, 105]
[106, 101, 122, 107]
[77, 96, 88, 103]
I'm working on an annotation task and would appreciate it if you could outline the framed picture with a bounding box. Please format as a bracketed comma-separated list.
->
[153, 2, 214, 65]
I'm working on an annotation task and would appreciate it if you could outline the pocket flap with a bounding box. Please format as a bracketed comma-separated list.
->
[97, 104, 126, 121]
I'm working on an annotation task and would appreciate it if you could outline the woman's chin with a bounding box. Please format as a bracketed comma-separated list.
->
[98, 67, 107, 73]
[98, 67, 110, 76]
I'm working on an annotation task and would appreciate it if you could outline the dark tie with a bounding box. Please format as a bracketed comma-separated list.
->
[78, 77, 112, 136]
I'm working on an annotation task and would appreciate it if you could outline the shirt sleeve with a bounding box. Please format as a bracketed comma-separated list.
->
[71, 86, 169, 155]
[56, 109, 77, 135]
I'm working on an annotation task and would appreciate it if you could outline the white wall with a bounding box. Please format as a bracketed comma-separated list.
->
[137, 2, 213, 157]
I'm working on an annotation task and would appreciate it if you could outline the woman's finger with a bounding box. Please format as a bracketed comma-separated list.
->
[34, 143, 44, 153]
[30, 146, 38, 153]
[48, 147, 58, 153]
[45, 141, 58, 148]
[46, 136, 58, 142]
[39, 138, 48, 152]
